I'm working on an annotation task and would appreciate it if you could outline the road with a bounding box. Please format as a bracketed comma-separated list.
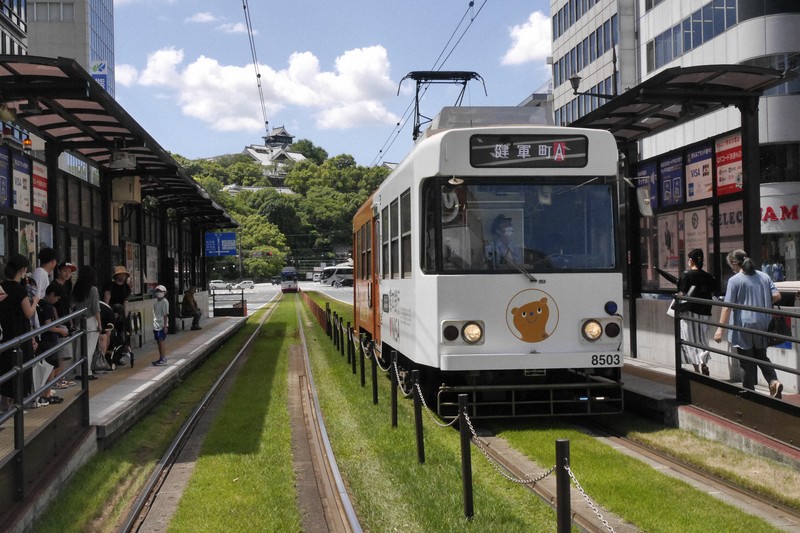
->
[209, 281, 353, 316]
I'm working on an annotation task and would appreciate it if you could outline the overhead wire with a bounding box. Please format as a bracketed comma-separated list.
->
[370, 0, 489, 166]
[242, 0, 270, 137]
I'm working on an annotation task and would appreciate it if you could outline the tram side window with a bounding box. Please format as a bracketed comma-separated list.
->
[390, 198, 399, 279]
[400, 189, 411, 278]
[381, 206, 389, 278]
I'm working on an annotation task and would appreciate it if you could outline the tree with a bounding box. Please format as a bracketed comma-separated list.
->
[290, 139, 328, 165]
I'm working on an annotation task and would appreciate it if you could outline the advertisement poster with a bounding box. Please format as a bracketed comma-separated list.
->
[659, 154, 683, 207]
[685, 145, 713, 201]
[658, 213, 679, 283]
[145, 244, 158, 293]
[0, 147, 10, 208]
[126, 241, 142, 295]
[32, 160, 48, 216]
[683, 207, 708, 259]
[18, 218, 36, 265]
[12, 153, 30, 213]
[636, 161, 658, 209]
[38, 222, 53, 250]
[715, 132, 742, 196]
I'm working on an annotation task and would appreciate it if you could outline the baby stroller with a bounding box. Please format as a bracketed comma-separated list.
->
[106, 304, 134, 369]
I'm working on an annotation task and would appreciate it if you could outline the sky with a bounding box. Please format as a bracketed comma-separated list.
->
[113, 0, 553, 166]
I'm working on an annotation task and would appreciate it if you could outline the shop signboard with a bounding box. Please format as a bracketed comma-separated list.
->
[636, 161, 658, 209]
[12, 153, 30, 212]
[685, 145, 713, 201]
[0, 147, 9, 208]
[659, 154, 683, 207]
[32, 160, 48, 216]
[715, 132, 742, 196]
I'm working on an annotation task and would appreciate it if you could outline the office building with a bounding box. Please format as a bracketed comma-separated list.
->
[27, 0, 115, 95]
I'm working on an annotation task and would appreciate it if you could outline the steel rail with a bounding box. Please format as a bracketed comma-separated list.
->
[118, 293, 282, 533]
[295, 296, 363, 532]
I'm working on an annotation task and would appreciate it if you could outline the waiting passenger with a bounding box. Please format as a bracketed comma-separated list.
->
[181, 286, 202, 331]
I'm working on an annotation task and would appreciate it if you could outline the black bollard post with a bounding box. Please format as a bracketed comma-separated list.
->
[351, 330, 357, 375]
[325, 303, 331, 337]
[339, 321, 345, 357]
[556, 439, 571, 533]
[371, 345, 378, 405]
[359, 334, 366, 387]
[391, 351, 398, 427]
[459, 394, 474, 519]
[346, 323, 352, 364]
[412, 370, 425, 464]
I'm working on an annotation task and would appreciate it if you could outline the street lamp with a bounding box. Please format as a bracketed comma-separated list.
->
[568, 74, 616, 100]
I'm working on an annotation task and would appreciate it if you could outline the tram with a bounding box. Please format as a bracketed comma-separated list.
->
[280, 266, 299, 293]
[353, 107, 624, 417]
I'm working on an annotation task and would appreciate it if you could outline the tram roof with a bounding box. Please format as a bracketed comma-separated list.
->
[569, 64, 788, 145]
[0, 55, 235, 229]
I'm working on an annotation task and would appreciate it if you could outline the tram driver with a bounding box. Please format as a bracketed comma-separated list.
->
[485, 214, 522, 268]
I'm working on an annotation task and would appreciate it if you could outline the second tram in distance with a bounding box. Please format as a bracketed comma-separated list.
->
[353, 107, 624, 417]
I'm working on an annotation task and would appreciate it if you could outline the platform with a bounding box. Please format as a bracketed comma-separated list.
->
[622, 356, 800, 470]
[0, 316, 246, 533]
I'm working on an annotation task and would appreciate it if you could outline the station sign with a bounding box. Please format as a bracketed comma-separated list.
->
[205, 231, 237, 256]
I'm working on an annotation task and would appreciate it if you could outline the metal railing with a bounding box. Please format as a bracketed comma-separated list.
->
[671, 293, 800, 443]
[0, 308, 89, 507]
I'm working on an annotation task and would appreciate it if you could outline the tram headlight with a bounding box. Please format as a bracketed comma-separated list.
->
[582, 320, 603, 341]
[462, 322, 483, 344]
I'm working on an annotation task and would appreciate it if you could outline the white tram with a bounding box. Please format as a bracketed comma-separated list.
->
[353, 107, 624, 417]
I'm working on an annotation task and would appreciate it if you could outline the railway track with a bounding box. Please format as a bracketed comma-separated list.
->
[470, 419, 800, 533]
[118, 294, 361, 533]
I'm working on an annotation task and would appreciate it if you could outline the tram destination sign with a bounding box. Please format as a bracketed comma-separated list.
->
[205, 231, 237, 257]
[470, 134, 588, 168]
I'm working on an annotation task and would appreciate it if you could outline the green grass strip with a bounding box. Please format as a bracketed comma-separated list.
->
[169, 299, 300, 532]
[494, 421, 783, 533]
[298, 294, 561, 532]
[33, 311, 269, 533]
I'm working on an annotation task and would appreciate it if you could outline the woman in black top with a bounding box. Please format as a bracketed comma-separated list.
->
[677, 248, 720, 375]
[0, 254, 38, 410]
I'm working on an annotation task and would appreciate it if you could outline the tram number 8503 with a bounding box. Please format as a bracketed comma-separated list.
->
[591, 354, 621, 366]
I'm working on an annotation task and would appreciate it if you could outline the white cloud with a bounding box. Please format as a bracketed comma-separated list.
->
[115, 64, 139, 86]
[131, 45, 400, 132]
[502, 11, 552, 65]
[138, 47, 185, 86]
[217, 22, 251, 34]
[186, 12, 217, 23]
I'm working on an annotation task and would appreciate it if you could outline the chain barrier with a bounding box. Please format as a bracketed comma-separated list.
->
[462, 409, 556, 485]
[414, 382, 458, 427]
[393, 358, 413, 397]
[373, 350, 391, 372]
[565, 464, 616, 533]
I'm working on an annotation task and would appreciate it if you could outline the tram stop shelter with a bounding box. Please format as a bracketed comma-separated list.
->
[0, 55, 235, 297]
[569, 64, 788, 352]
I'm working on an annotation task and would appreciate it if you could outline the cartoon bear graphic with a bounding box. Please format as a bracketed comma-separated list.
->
[511, 297, 550, 342]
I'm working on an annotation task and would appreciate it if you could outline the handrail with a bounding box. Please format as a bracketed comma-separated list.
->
[672, 293, 800, 398]
[0, 307, 91, 506]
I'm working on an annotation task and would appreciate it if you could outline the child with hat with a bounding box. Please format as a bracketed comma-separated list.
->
[152, 285, 169, 366]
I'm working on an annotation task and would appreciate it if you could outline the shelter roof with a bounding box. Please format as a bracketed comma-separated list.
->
[0, 55, 235, 228]
[570, 65, 787, 145]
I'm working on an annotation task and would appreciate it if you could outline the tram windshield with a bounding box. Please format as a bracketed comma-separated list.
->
[423, 178, 617, 273]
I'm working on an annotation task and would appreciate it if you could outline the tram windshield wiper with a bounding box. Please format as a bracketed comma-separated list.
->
[502, 250, 538, 283]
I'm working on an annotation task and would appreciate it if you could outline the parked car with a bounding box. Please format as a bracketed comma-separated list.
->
[271, 276, 281, 285]
[235, 280, 255, 290]
[209, 279, 231, 290]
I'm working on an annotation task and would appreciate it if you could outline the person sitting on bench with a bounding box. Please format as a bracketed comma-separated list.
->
[181, 286, 202, 330]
